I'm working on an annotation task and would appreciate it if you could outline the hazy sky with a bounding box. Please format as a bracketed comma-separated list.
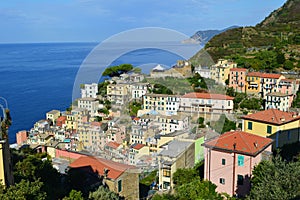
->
[0, 0, 286, 43]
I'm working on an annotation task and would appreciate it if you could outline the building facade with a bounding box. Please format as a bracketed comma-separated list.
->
[81, 83, 98, 98]
[229, 68, 247, 93]
[211, 59, 237, 85]
[203, 131, 273, 197]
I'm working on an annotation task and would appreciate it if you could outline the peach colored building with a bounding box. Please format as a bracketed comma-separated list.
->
[16, 130, 28, 145]
[229, 68, 247, 93]
[203, 131, 273, 197]
[56, 116, 67, 127]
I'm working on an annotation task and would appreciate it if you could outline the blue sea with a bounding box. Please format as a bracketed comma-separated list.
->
[0, 42, 195, 143]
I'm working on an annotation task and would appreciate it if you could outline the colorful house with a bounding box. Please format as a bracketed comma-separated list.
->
[203, 131, 273, 197]
[211, 59, 237, 85]
[46, 110, 61, 125]
[69, 156, 140, 199]
[245, 72, 262, 94]
[229, 68, 247, 93]
[241, 109, 300, 148]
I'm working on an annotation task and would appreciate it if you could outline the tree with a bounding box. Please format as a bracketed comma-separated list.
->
[89, 186, 120, 200]
[176, 180, 223, 200]
[0, 179, 47, 200]
[247, 157, 300, 200]
[210, 114, 236, 133]
[240, 98, 262, 110]
[226, 87, 235, 97]
[129, 101, 142, 117]
[151, 84, 173, 95]
[233, 93, 247, 109]
[173, 168, 200, 188]
[63, 190, 84, 200]
[102, 64, 134, 77]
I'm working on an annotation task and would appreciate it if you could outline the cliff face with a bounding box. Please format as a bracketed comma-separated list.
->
[191, 0, 300, 70]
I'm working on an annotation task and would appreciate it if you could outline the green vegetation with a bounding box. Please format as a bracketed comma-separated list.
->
[102, 64, 134, 77]
[233, 93, 247, 109]
[89, 186, 120, 200]
[226, 87, 235, 97]
[151, 84, 173, 95]
[140, 170, 158, 186]
[97, 81, 109, 96]
[191, 0, 300, 71]
[129, 101, 142, 117]
[187, 73, 208, 90]
[210, 114, 236, 134]
[63, 190, 84, 200]
[240, 97, 262, 110]
[247, 156, 300, 200]
[153, 162, 224, 200]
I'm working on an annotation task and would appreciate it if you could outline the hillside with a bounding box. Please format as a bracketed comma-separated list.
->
[191, 0, 300, 71]
[184, 26, 238, 46]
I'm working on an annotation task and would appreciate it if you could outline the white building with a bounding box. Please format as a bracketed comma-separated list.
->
[180, 92, 234, 114]
[77, 97, 99, 116]
[81, 83, 98, 98]
[130, 83, 149, 100]
[194, 66, 211, 79]
[265, 92, 291, 112]
[143, 94, 180, 115]
[155, 114, 189, 135]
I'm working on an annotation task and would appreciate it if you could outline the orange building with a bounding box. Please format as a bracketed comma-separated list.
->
[229, 68, 247, 93]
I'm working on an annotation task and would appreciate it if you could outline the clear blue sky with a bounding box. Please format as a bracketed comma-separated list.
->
[0, 0, 286, 43]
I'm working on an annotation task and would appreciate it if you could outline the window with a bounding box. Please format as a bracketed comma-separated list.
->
[163, 181, 170, 189]
[219, 178, 225, 184]
[118, 180, 122, 192]
[238, 155, 244, 166]
[163, 169, 171, 177]
[237, 175, 244, 185]
[222, 158, 226, 165]
[288, 130, 291, 140]
[248, 122, 252, 130]
[267, 125, 272, 134]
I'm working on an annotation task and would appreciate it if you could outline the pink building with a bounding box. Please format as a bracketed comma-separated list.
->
[56, 116, 67, 127]
[229, 68, 247, 93]
[278, 79, 296, 105]
[203, 131, 273, 197]
[16, 130, 28, 145]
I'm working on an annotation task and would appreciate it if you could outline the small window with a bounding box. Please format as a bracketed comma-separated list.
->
[222, 158, 226, 165]
[237, 175, 244, 185]
[118, 180, 122, 192]
[248, 122, 252, 130]
[238, 155, 244, 166]
[219, 178, 225, 185]
[288, 131, 291, 140]
[267, 125, 272, 134]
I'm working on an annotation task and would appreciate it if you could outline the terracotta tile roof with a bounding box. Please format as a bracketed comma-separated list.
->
[247, 72, 282, 79]
[133, 117, 140, 121]
[230, 68, 247, 72]
[241, 109, 300, 125]
[203, 131, 273, 156]
[181, 92, 234, 100]
[106, 141, 121, 149]
[131, 143, 145, 150]
[56, 116, 66, 122]
[69, 156, 136, 180]
[247, 72, 262, 77]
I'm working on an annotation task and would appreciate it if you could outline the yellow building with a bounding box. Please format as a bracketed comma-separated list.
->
[242, 109, 300, 148]
[158, 140, 195, 190]
[46, 110, 61, 124]
[107, 83, 129, 105]
[245, 72, 262, 94]
[211, 59, 236, 85]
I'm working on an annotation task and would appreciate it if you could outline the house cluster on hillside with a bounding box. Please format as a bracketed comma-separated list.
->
[13, 59, 300, 198]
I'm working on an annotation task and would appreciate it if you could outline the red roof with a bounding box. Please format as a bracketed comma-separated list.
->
[241, 109, 300, 125]
[56, 116, 66, 122]
[230, 68, 247, 72]
[132, 143, 145, 150]
[247, 72, 282, 79]
[91, 121, 102, 126]
[133, 117, 140, 121]
[203, 131, 273, 156]
[106, 141, 121, 149]
[182, 92, 234, 100]
[69, 156, 136, 180]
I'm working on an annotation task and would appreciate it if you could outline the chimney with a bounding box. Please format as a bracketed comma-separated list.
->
[281, 117, 285, 122]
[272, 117, 275, 121]
[254, 141, 258, 148]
